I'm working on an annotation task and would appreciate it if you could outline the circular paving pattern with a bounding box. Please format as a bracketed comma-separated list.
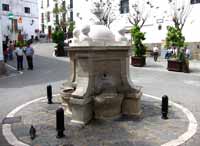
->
[3, 94, 195, 146]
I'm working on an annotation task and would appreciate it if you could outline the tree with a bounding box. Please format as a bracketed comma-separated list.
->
[131, 25, 146, 57]
[128, 0, 153, 28]
[168, 0, 192, 31]
[91, 0, 116, 28]
[165, 0, 192, 56]
[53, 0, 69, 31]
[165, 26, 185, 49]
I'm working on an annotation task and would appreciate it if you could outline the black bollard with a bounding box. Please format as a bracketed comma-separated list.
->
[47, 85, 52, 104]
[56, 108, 65, 138]
[161, 95, 168, 119]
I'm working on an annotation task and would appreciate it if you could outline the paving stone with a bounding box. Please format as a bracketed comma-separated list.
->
[11, 95, 189, 146]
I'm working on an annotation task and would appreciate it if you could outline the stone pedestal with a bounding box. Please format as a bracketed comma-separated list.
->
[61, 25, 142, 125]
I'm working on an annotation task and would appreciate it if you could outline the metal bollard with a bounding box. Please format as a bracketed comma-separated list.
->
[161, 95, 168, 119]
[47, 85, 52, 104]
[56, 108, 65, 138]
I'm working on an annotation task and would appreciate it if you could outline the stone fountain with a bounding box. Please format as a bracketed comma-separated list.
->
[60, 24, 142, 125]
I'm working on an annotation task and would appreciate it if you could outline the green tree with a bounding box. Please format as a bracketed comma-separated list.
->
[165, 26, 185, 49]
[131, 25, 146, 57]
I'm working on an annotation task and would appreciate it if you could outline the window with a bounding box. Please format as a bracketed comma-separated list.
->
[62, 1, 66, 9]
[41, 24, 45, 33]
[120, 0, 129, 14]
[55, 14, 59, 24]
[47, 0, 49, 7]
[70, 11, 73, 21]
[191, 0, 200, 4]
[2, 4, 9, 11]
[24, 7, 30, 14]
[41, 13, 44, 23]
[47, 12, 50, 22]
[70, 0, 73, 9]
[41, 0, 43, 8]
[62, 13, 66, 22]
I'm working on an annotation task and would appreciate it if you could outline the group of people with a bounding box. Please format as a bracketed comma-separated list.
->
[165, 46, 191, 59]
[3, 40, 15, 62]
[3, 39, 34, 71]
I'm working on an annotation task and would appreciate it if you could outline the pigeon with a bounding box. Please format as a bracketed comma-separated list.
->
[29, 125, 36, 140]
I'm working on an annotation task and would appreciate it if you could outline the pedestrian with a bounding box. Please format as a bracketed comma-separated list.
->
[153, 45, 159, 61]
[185, 47, 191, 59]
[3, 41, 8, 63]
[8, 40, 14, 60]
[15, 43, 24, 71]
[24, 43, 34, 70]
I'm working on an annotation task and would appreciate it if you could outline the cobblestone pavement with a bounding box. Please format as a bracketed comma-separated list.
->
[11, 95, 188, 146]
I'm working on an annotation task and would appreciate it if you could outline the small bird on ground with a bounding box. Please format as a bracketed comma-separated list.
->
[29, 125, 36, 140]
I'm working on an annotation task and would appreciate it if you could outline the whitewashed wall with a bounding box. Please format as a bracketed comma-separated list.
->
[1, 0, 39, 41]
[72, 0, 200, 43]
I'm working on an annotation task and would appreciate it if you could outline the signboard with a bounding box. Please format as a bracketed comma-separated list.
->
[18, 16, 22, 23]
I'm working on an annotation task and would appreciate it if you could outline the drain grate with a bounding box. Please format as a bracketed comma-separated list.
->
[2, 116, 22, 124]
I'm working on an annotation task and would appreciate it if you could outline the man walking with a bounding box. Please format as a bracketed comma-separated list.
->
[25, 43, 34, 70]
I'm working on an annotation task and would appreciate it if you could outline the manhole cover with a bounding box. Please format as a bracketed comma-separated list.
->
[2, 116, 22, 124]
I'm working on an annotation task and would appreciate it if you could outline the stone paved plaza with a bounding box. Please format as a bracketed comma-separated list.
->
[11, 95, 188, 146]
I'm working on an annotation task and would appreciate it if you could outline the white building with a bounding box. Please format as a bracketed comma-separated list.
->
[1, 0, 39, 41]
[39, 0, 71, 36]
[38, 0, 200, 58]
[72, 0, 200, 44]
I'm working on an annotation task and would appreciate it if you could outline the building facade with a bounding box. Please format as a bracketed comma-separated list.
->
[71, 0, 200, 59]
[39, 0, 71, 37]
[71, 0, 200, 42]
[1, 0, 39, 41]
[38, 0, 200, 58]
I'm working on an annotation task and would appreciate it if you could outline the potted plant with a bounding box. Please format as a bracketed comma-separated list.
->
[131, 25, 146, 67]
[52, 28, 65, 56]
[165, 26, 189, 73]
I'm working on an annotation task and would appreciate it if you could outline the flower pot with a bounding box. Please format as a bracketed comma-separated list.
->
[167, 59, 189, 73]
[131, 56, 146, 67]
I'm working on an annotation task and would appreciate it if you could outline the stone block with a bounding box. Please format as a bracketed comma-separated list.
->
[70, 97, 93, 125]
[60, 87, 74, 116]
[122, 92, 142, 116]
[94, 94, 124, 119]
